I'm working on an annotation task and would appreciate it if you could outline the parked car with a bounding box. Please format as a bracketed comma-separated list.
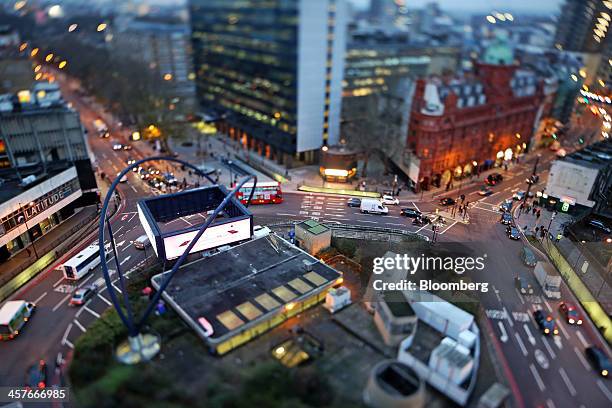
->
[515, 276, 534, 295]
[485, 173, 503, 186]
[400, 208, 421, 218]
[25, 360, 47, 389]
[346, 198, 361, 208]
[559, 302, 583, 325]
[439, 197, 456, 206]
[69, 286, 96, 306]
[506, 226, 521, 240]
[478, 187, 493, 196]
[533, 310, 559, 335]
[585, 346, 611, 377]
[587, 219, 611, 234]
[500, 213, 513, 225]
[381, 195, 400, 205]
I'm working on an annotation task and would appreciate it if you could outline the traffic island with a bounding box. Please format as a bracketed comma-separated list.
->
[297, 184, 381, 198]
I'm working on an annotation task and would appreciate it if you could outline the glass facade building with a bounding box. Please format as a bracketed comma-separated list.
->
[190, 0, 347, 165]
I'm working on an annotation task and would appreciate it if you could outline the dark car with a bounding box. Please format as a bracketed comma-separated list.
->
[439, 197, 456, 206]
[400, 208, 422, 218]
[500, 213, 513, 225]
[347, 198, 361, 208]
[506, 226, 521, 240]
[485, 173, 503, 186]
[412, 216, 431, 226]
[533, 310, 558, 335]
[585, 346, 611, 377]
[69, 286, 97, 306]
[559, 302, 583, 325]
[521, 246, 537, 267]
[587, 219, 611, 234]
[25, 360, 47, 389]
[478, 187, 493, 196]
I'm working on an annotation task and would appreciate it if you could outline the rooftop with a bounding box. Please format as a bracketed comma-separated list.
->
[296, 219, 330, 236]
[0, 166, 73, 204]
[152, 235, 341, 342]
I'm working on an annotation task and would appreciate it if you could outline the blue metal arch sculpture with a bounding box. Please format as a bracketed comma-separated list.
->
[98, 156, 256, 338]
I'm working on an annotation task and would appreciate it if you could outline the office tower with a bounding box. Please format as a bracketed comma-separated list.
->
[190, 0, 347, 165]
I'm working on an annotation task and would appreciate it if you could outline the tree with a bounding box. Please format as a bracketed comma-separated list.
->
[342, 91, 405, 178]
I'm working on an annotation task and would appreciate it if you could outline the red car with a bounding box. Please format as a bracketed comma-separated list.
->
[559, 302, 583, 325]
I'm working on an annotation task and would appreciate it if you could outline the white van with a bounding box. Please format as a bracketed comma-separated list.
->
[360, 198, 388, 215]
[133, 235, 150, 250]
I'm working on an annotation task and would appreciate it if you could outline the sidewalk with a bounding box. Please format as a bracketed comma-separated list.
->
[0, 205, 100, 301]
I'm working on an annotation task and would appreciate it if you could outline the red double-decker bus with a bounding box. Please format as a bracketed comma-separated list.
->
[235, 181, 283, 205]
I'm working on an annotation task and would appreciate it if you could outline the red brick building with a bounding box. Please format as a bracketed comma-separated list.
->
[407, 59, 546, 190]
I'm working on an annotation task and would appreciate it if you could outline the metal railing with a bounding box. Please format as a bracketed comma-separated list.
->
[266, 221, 430, 242]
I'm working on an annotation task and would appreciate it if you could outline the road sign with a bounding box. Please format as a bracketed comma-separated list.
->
[561, 202, 569, 212]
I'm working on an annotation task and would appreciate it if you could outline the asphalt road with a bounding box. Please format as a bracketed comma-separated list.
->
[1, 77, 610, 408]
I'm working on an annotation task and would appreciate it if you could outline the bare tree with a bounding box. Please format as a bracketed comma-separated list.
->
[342, 92, 404, 178]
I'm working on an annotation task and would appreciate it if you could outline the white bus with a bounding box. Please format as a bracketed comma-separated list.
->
[0, 300, 35, 340]
[59, 244, 104, 281]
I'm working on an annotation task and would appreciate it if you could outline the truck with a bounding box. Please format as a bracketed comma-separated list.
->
[360, 198, 388, 215]
[533, 261, 561, 299]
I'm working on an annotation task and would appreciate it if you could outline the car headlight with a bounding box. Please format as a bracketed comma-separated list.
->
[577, 320, 582, 325]
[569, 318, 575, 324]
[602, 370, 608, 377]
[553, 329, 558, 335]
[544, 328, 550, 334]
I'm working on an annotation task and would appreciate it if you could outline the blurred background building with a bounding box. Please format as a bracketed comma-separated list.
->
[190, 0, 348, 166]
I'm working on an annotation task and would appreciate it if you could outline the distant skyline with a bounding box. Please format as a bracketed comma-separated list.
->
[348, 0, 563, 14]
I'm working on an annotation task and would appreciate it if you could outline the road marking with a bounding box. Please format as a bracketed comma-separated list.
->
[73, 319, 87, 333]
[574, 346, 591, 371]
[503, 307, 514, 327]
[33, 291, 48, 305]
[311, 212, 321, 216]
[492, 285, 502, 303]
[545, 399, 555, 408]
[111, 281, 123, 294]
[554, 335, 563, 350]
[53, 276, 65, 288]
[542, 336, 557, 359]
[529, 364, 546, 391]
[543, 298, 553, 313]
[497, 321, 508, 342]
[597, 379, 612, 403]
[534, 349, 549, 369]
[64, 339, 74, 349]
[412, 202, 421, 212]
[52, 293, 72, 312]
[512, 311, 530, 322]
[559, 368, 576, 397]
[515, 332, 528, 356]
[97, 293, 112, 306]
[360, 220, 378, 224]
[120, 242, 133, 252]
[119, 255, 132, 266]
[524, 324, 536, 345]
[61, 323, 72, 346]
[557, 319, 570, 340]
[78, 274, 94, 287]
[84, 305, 101, 318]
[277, 213, 297, 216]
[130, 184, 138, 193]
[385, 222, 405, 227]
[576, 330, 589, 348]
[513, 288, 526, 305]
[439, 220, 458, 234]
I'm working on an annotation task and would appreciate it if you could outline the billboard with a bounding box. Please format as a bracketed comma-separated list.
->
[163, 218, 252, 260]
[547, 160, 599, 208]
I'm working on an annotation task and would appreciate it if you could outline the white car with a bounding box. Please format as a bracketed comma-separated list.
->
[381, 195, 399, 205]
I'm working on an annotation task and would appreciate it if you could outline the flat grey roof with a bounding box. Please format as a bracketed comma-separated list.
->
[152, 235, 341, 342]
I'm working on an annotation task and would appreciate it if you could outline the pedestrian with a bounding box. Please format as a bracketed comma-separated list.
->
[536, 210, 541, 219]
[532, 207, 537, 215]
[26, 247, 31, 257]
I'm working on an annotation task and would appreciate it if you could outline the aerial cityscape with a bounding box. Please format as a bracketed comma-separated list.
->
[0, 0, 611, 407]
